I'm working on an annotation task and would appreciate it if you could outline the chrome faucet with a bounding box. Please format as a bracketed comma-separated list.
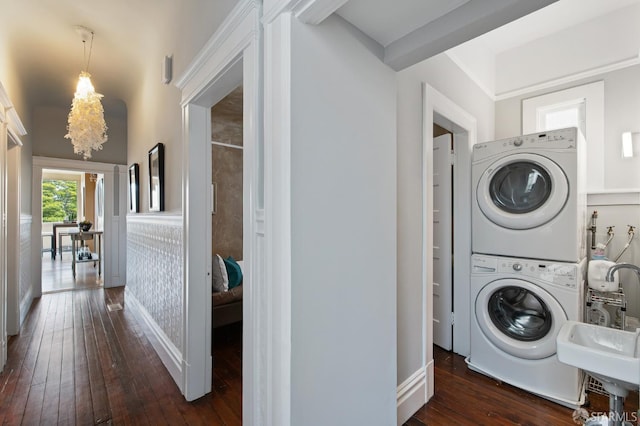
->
[605, 263, 640, 282]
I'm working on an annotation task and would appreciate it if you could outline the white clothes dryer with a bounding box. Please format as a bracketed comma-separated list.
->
[467, 254, 587, 407]
[472, 127, 587, 263]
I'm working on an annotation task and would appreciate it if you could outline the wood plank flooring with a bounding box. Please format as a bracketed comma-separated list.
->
[41, 251, 103, 294]
[405, 345, 639, 426]
[4, 285, 638, 425]
[0, 288, 243, 425]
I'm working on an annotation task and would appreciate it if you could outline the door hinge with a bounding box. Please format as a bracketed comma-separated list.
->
[450, 151, 455, 165]
[450, 312, 455, 325]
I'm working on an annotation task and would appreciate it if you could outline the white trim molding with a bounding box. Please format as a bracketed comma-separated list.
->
[264, 12, 293, 426]
[397, 367, 427, 425]
[587, 190, 640, 206]
[32, 156, 128, 295]
[496, 54, 640, 101]
[176, 5, 266, 426]
[175, 0, 260, 104]
[126, 287, 182, 384]
[422, 84, 477, 361]
[0, 81, 27, 141]
[262, 0, 345, 25]
[523, 80, 605, 192]
[292, 0, 348, 24]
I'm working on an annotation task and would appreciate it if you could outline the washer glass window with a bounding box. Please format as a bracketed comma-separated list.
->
[488, 286, 552, 341]
[489, 162, 552, 214]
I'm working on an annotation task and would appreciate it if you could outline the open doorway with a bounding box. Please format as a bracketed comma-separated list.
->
[41, 168, 105, 293]
[422, 84, 477, 400]
[210, 85, 244, 398]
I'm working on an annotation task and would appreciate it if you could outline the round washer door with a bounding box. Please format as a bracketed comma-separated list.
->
[475, 278, 567, 360]
[476, 153, 569, 230]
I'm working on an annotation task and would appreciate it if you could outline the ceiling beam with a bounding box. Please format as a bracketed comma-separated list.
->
[384, 0, 559, 71]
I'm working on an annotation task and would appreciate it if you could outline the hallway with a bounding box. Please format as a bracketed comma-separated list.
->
[41, 250, 103, 294]
[0, 288, 242, 424]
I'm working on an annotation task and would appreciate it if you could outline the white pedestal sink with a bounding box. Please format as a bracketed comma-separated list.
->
[557, 321, 640, 425]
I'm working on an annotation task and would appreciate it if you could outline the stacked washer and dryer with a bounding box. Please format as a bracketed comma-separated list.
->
[467, 127, 588, 408]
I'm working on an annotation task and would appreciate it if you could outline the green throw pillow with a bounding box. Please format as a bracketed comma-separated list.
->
[223, 256, 243, 289]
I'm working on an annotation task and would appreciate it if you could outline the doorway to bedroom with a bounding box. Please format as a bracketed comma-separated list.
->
[210, 84, 244, 408]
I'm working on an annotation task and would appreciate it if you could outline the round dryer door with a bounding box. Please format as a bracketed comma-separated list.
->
[476, 153, 569, 230]
[475, 278, 567, 360]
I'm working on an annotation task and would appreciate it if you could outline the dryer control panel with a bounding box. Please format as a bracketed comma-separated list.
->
[473, 127, 579, 161]
[471, 254, 583, 289]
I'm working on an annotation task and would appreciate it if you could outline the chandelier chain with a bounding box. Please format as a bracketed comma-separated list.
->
[83, 31, 95, 73]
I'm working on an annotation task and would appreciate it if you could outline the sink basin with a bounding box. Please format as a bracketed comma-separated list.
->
[556, 321, 640, 396]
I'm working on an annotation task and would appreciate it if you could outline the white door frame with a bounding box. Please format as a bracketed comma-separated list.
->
[422, 84, 476, 396]
[0, 83, 26, 370]
[174, 2, 264, 419]
[31, 156, 128, 295]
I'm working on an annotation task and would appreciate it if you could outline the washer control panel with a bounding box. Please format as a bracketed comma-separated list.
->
[471, 254, 580, 288]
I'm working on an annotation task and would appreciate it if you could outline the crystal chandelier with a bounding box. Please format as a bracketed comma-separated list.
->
[65, 27, 108, 160]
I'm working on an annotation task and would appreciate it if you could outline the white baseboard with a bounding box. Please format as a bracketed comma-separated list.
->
[397, 366, 427, 425]
[426, 358, 434, 400]
[125, 287, 183, 391]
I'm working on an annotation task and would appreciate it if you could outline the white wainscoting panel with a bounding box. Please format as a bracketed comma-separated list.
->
[126, 215, 184, 352]
[19, 215, 32, 327]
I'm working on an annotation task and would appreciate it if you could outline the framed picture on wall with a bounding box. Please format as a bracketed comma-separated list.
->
[129, 163, 140, 213]
[148, 143, 165, 212]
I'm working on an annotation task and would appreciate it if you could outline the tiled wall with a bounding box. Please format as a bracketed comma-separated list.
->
[126, 215, 183, 351]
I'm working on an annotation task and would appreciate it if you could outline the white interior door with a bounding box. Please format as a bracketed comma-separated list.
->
[433, 134, 453, 350]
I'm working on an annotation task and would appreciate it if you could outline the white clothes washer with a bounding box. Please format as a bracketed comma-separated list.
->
[472, 127, 587, 263]
[467, 254, 587, 408]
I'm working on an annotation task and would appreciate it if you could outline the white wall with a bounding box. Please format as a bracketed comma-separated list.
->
[126, 0, 237, 213]
[495, 65, 640, 190]
[1, 36, 34, 333]
[32, 105, 127, 165]
[495, 3, 640, 96]
[122, 0, 237, 398]
[289, 15, 397, 425]
[396, 53, 494, 384]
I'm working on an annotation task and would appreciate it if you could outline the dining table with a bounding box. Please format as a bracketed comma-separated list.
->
[69, 230, 103, 279]
[51, 222, 77, 260]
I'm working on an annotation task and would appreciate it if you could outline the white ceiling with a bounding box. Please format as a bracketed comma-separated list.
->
[336, 0, 640, 95]
[466, 0, 640, 54]
[1, 0, 637, 117]
[0, 0, 237, 116]
[448, 0, 640, 97]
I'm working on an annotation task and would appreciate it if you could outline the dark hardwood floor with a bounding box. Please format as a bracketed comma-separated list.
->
[0, 287, 243, 425]
[3, 285, 637, 425]
[405, 345, 639, 426]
